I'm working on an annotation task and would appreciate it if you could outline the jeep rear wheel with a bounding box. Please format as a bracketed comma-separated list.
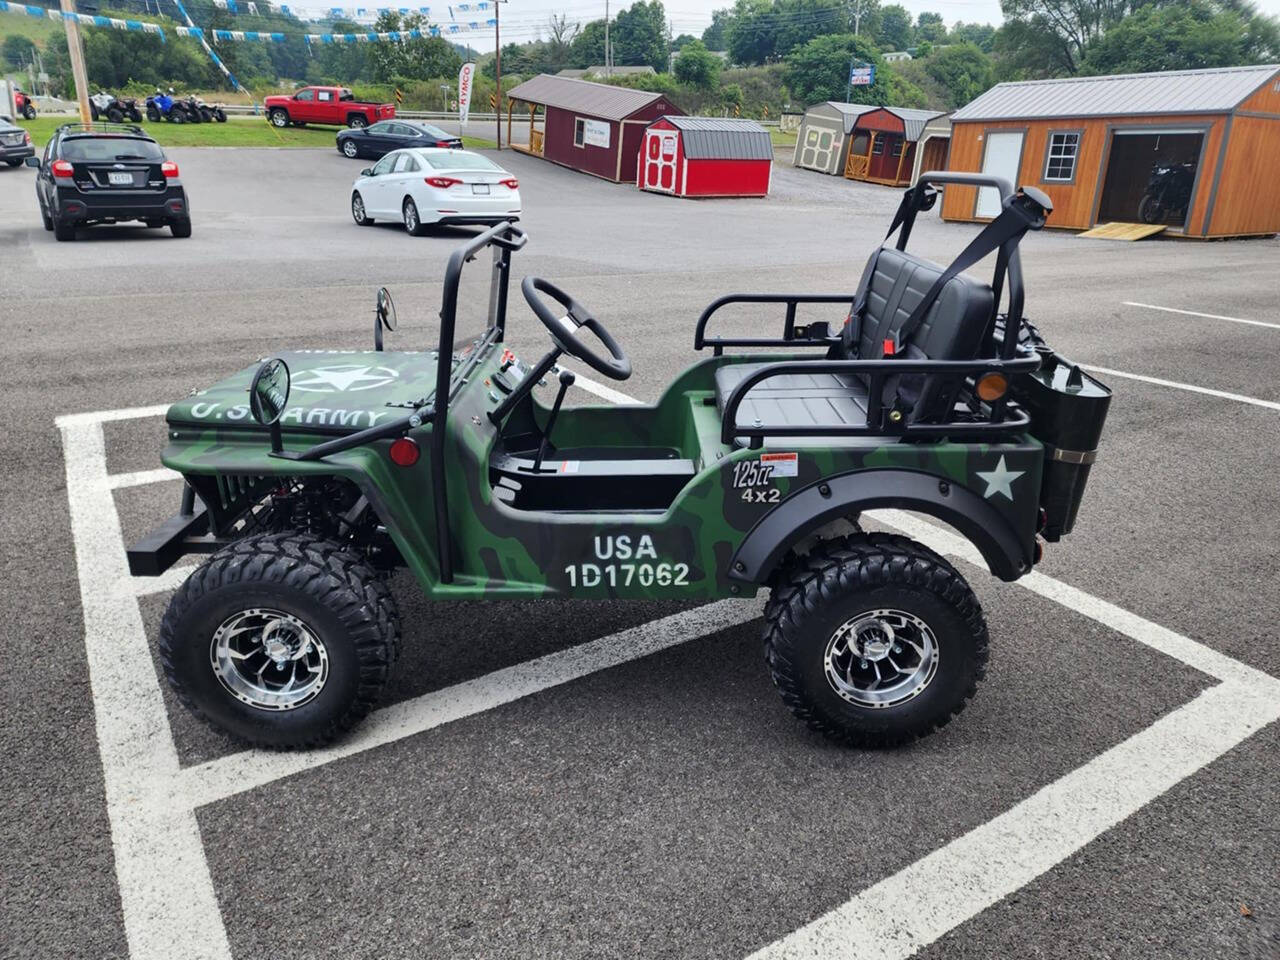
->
[159, 532, 400, 748]
[764, 533, 988, 748]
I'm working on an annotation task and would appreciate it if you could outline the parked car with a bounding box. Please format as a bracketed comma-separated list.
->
[264, 86, 395, 130]
[350, 148, 521, 235]
[90, 91, 143, 124]
[336, 120, 462, 159]
[13, 88, 36, 120]
[27, 123, 191, 241]
[0, 118, 34, 167]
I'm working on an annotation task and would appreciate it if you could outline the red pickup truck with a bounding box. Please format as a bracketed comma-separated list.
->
[263, 86, 395, 129]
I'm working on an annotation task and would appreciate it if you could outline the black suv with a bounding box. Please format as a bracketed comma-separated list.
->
[26, 123, 191, 241]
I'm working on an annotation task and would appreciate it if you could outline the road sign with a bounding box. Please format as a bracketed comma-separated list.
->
[394, 87, 403, 104]
[849, 63, 875, 87]
[489, 92, 497, 110]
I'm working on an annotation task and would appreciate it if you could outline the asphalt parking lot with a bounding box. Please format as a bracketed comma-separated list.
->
[2, 141, 1278, 960]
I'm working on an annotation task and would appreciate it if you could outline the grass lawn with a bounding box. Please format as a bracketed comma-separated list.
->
[17, 115, 497, 150]
[0, 9, 63, 46]
[770, 128, 798, 148]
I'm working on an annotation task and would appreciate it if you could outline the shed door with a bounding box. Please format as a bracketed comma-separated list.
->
[799, 123, 837, 172]
[644, 130, 678, 193]
[977, 131, 1024, 218]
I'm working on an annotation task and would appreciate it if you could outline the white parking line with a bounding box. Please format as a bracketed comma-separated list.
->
[1124, 301, 1280, 331]
[109, 467, 181, 490]
[63, 400, 1280, 960]
[560, 365, 644, 405]
[1083, 365, 1280, 412]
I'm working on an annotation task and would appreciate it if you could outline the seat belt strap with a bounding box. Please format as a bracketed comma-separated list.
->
[890, 192, 1047, 353]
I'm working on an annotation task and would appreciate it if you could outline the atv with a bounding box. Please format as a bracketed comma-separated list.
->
[128, 172, 1111, 750]
[191, 97, 228, 123]
[14, 88, 36, 120]
[89, 91, 143, 124]
[146, 89, 195, 124]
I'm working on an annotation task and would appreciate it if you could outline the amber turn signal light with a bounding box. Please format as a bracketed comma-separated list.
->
[975, 372, 1009, 403]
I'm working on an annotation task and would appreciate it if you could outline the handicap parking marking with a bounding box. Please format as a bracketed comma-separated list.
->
[60, 400, 1280, 960]
[1123, 300, 1280, 332]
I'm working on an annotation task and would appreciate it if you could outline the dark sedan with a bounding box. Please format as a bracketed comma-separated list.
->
[336, 120, 462, 160]
[0, 118, 35, 167]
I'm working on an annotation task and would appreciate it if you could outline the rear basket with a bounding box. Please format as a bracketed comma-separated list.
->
[1009, 347, 1111, 541]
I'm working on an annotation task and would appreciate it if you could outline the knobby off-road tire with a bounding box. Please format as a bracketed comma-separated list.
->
[764, 533, 988, 748]
[159, 532, 401, 748]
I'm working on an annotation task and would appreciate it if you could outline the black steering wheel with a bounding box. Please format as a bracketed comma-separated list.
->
[521, 276, 632, 381]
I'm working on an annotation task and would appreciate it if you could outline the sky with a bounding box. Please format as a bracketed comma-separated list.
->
[450, 0, 1280, 55]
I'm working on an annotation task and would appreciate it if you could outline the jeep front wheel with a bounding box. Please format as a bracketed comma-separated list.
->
[159, 532, 400, 748]
[764, 533, 988, 748]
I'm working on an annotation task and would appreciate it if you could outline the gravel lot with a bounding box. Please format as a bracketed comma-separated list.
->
[1, 142, 1277, 960]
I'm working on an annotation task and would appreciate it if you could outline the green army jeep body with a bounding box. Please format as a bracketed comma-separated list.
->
[129, 173, 1111, 749]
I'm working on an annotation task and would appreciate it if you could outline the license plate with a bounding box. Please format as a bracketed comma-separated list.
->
[108, 172, 133, 185]
[471, 183, 490, 195]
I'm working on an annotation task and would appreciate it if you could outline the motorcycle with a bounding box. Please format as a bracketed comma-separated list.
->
[14, 89, 36, 120]
[1138, 161, 1195, 225]
[89, 91, 143, 124]
[146, 88, 196, 124]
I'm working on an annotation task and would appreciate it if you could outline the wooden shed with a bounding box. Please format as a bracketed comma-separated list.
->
[841, 106, 948, 186]
[941, 64, 1280, 238]
[639, 116, 773, 198]
[505, 74, 681, 184]
[793, 102, 875, 175]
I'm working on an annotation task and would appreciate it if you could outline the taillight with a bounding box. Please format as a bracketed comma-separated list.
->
[161, 161, 179, 178]
[499, 178, 518, 189]
[51, 159, 74, 179]
[424, 176, 461, 188]
[388, 436, 420, 467]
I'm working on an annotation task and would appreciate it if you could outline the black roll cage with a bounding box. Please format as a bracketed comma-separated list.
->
[694, 172, 1041, 447]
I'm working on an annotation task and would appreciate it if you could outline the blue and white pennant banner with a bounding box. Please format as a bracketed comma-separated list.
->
[0, 1, 166, 39]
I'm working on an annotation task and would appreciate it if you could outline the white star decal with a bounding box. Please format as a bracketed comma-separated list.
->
[976, 455, 1024, 501]
[290, 365, 399, 393]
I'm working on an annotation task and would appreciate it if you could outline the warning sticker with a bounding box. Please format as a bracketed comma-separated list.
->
[559, 461, 579, 474]
[760, 452, 798, 478]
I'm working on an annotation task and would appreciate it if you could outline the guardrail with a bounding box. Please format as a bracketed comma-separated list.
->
[217, 104, 783, 127]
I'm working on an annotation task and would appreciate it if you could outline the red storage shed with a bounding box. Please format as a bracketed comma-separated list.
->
[639, 116, 774, 198]
[505, 74, 681, 183]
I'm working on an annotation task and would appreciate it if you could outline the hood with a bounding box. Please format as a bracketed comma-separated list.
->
[168, 349, 438, 435]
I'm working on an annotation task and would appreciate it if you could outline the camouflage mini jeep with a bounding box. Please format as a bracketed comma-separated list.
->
[130, 172, 1111, 749]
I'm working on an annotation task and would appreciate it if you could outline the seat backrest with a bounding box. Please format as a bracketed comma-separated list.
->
[842, 246, 995, 421]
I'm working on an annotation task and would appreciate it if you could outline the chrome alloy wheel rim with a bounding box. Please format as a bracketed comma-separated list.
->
[404, 202, 417, 231]
[211, 608, 328, 711]
[343, 141, 358, 157]
[352, 194, 365, 222]
[823, 608, 938, 708]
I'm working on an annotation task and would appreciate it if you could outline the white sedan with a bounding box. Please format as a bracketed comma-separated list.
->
[350, 147, 521, 235]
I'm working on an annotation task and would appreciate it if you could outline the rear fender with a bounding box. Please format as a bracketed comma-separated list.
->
[729, 468, 1033, 584]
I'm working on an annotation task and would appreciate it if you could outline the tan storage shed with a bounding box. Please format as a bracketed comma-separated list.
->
[940, 64, 1280, 238]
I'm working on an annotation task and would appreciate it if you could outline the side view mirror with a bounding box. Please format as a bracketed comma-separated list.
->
[374, 287, 396, 351]
[25, 157, 40, 168]
[360, 167, 372, 177]
[249, 357, 290, 454]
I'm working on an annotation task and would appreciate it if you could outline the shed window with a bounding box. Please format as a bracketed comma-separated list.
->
[1044, 132, 1080, 181]
[574, 118, 585, 147]
[872, 137, 884, 155]
[890, 139, 903, 158]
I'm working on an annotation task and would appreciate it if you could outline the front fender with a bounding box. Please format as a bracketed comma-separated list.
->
[729, 468, 1034, 584]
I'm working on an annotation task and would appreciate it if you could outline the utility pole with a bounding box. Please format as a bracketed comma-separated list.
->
[60, 0, 92, 123]
[494, 0, 503, 149]
[604, 0, 610, 75]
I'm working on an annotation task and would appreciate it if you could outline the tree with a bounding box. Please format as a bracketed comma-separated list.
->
[702, 9, 732, 51]
[876, 5, 914, 50]
[923, 42, 994, 108]
[1081, 0, 1279, 74]
[672, 33, 698, 50]
[544, 14, 579, 71]
[3, 35, 36, 70]
[784, 33, 890, 105]
[570, 19, 609, 67]
[915, 11, 947, 43]
[849, 0, 881, 37]
[673, 38, 722, 87]
[368, 12, 462, 83]
[612, 0, 669, 70]
[949, 21, 996, 51]
[727, 0, 852, 66]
